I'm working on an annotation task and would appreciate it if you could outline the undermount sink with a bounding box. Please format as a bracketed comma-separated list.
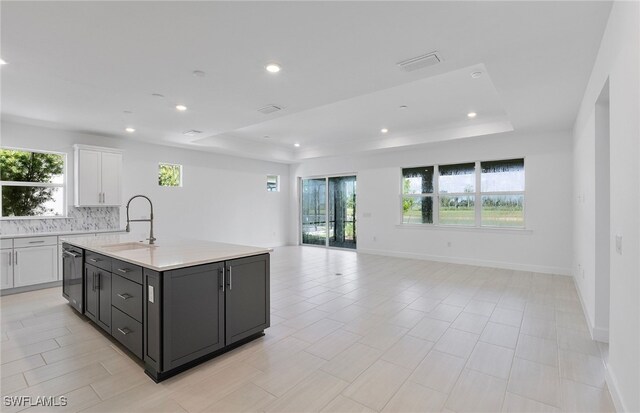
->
[100, 242, 155, 252]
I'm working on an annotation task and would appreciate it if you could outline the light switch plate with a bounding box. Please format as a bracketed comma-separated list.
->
[615, 234, 623, 255]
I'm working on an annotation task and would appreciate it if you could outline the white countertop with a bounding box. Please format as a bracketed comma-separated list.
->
[1, 229, 124, 239]
[59, 233, 272, 271]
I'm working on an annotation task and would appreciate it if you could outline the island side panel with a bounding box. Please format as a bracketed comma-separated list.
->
[144, 268, 162, 374]
[161, 262, 225, 371]
[225, 253, 270, 346]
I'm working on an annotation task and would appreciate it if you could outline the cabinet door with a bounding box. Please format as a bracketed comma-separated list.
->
[13, 245, 57, 287]
[85, 264, 98, 321]
[162, 263, 224, 370]
[76, 149, 101, 206]
[101, 152, 122, 206]
[97, 269, 112, 333]
[225, 254, 270, 346]
[1, 249, 13, 289]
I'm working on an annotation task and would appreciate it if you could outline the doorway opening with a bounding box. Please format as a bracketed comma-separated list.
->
[301, 175, 357, 249]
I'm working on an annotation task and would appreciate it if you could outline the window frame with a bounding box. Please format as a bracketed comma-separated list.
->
[267, 175, 280, 192]
[158, 162, 183, 188]
[0, 146, 68, 219]
[400, 158, 526, 229]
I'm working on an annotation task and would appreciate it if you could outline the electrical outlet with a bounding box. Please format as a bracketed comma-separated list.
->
[615, 234, 623, 254]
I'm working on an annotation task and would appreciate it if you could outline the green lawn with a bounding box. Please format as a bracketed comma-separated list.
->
[403, 207, 523, 227]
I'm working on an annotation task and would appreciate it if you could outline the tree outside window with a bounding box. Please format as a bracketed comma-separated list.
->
[0, 149, 65, 217]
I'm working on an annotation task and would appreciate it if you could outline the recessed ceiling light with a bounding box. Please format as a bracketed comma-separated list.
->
[151, 93, 165, 98]
[265, 63, 281, 73]
[399, 105, 408, 110]
[467, 112, 477, 118]
[294, 143, 300, 147]
[125, 127, 135, 133]
[192, 70, 206, 77]
[263, 135, 271, 139]
[0, 59, 7, 65]
[381, 128, 389, 133]
[471, 71, 483, 79]
[176, 105, 188, 111]
[123, 110, 133, 114]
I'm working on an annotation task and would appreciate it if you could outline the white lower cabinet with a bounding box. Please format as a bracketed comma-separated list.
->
[13, 245, 58, 287]
[1, 249, 13, 289]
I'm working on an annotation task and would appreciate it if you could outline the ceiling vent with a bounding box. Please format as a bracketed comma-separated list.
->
[257, 104, 284, 115]
[397, 51, 442, 72]
[182, 130, 203, 137]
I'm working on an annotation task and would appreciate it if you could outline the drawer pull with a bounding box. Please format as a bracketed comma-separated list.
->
[88, 258, 101, 263]
[117, 268, 130, 273]
[117, 293, 133, 300]
[117, 327, 132, 336]
[28, 240, 45, 244]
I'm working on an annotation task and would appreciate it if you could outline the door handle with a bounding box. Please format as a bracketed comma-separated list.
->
[227, 266, 233, 290]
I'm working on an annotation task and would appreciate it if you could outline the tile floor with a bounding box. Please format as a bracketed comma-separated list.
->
[0, 246, 615, 412]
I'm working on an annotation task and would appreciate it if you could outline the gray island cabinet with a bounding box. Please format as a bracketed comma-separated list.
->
[60, 235, 270, 382]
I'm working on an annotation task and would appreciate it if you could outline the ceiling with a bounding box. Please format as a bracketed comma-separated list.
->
[0, 1, 611, 163]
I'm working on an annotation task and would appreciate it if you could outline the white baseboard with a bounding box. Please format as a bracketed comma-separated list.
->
[572, 275, 610, 343]
[605, 364, 628, 413]
[356, 248, 571, 275]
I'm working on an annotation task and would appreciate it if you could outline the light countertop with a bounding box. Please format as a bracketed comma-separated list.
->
[59, 233, 272, 271]
[1, 229, 124, 239]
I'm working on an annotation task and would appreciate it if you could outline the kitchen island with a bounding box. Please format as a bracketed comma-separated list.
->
[60, 234, 270, 382]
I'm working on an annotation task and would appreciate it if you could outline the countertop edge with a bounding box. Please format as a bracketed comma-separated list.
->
[1, 229, 125, 239]
[61, 238, 272, 272]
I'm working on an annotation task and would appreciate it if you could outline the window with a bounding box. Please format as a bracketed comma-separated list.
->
[481, 159, 525, 227]
[158, 163, 182, 187]
[267, 175, 279, 192]
[402, 166, 434, 224]
[438, 163, 476, 226]
[0, 148, 66, 218]
[401, 158, 525, 228]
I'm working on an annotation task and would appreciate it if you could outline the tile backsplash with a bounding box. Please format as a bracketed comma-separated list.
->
[1, 207, 120, 235]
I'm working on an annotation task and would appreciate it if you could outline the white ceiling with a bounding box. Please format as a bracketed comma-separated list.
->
[0, 1, 611, 163]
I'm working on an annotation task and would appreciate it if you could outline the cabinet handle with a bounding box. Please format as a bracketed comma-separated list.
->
[88, 258, 101, 263]
[28, 240, 45, 244]
[117, 327, 132, 336]
[117, 293, 132, 300]
[228, 266, 233, 290]
[116, 268, 130, 273]
[8, 251, 12, 266]
[14, 251, 17, 266]
[219, 267, 225, 292]
[95, 273, 100, 290]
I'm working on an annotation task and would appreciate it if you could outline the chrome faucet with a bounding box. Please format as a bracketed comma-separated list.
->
[125, 195, 156, 244]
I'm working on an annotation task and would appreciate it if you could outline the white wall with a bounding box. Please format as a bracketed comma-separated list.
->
[1, 121, 290, 248]
[572, 1, 640, 411]
[290, 130, 573, 275]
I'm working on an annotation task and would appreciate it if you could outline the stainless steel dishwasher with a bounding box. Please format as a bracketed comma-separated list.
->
[62, 243, 83, 313]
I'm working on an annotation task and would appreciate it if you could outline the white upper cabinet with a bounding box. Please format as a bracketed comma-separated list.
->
[74, 145, 123, 206]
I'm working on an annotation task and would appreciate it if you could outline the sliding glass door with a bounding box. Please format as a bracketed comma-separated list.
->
[301, 178, 327, 245]
[301, 175, 356, 249]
